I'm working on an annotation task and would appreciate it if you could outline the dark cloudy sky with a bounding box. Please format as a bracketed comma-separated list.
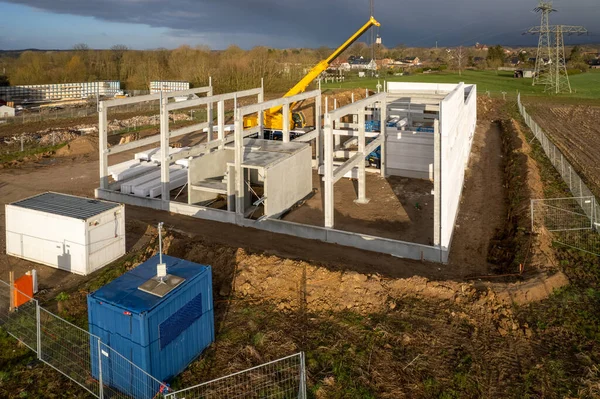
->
[0, 0, 597, 50]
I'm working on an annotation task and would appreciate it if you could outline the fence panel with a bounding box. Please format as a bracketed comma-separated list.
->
[39, 308, 101, 397]
[96, 342, 167, 399]
[0, 280, 38, 352]
[166, 353, 306, 399]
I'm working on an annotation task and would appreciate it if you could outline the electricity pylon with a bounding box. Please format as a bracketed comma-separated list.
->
[525, 1, 587, 94]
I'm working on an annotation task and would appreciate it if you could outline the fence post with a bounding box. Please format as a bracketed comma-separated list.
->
[20, 135, 24, 152]
[97, 340, 103, 399]
[36, 302, 41, 360]
[299, 352, 307, 399]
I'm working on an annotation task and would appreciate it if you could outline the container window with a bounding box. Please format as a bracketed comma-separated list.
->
[159, 293, 203, 349]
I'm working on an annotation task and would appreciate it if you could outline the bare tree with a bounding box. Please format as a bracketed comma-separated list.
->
[73, 43, 90, 51]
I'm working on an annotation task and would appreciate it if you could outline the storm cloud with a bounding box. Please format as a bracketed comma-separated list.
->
[3, 0, 598, 49]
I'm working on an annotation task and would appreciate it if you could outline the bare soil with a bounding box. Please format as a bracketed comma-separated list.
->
[283, 171, 434, 244]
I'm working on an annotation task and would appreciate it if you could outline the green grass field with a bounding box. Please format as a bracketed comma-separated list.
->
[322, 69, 600, 100]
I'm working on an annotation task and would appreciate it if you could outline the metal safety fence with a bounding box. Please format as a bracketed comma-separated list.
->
[519, 94, 600, 255]
[165, 353, 306, 399]
[0, 278, 307, 398]
[0, 279, 166, 399]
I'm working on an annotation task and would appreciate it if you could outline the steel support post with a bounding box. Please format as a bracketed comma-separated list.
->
[97, 340, 104, 399]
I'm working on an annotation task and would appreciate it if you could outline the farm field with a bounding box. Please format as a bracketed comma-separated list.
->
[525, 101, 600, 198]
[323, 69, 600, 100]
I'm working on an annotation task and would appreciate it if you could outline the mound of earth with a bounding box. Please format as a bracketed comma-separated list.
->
[55, 135, 99, 157]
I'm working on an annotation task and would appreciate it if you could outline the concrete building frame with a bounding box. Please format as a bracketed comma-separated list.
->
[95, 82, 477, 264]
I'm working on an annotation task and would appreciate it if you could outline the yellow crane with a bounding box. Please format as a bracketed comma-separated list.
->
[244, 16, 381, 131]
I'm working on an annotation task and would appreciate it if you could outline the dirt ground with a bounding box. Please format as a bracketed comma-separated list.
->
[284, 171, 434, 244]
[526, 101, 600, 198]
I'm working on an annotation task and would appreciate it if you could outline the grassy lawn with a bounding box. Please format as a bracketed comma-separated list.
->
[322, 69, 600, 100]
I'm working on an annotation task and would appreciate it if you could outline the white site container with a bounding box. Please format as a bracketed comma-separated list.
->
[5, 192, 125, 276]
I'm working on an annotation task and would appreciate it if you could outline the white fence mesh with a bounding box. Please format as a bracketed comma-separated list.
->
[165, 353, 306, 399]
[0, 280, 165, 399]
[519, 94, 600, 255]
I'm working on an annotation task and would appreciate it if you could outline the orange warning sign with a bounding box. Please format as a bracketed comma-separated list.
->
[14, 275, 34, 308]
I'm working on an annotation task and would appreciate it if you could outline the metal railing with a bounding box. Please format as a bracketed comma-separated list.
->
[0, 279, 166, 399]
[165, 352, 306, 399]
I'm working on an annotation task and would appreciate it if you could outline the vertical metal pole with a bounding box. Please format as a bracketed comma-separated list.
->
[36, 301, 41, 359]
[299, 352, 307, 399]
[20, 135, 23, 152]
[158, 222, 163, 265]
[97, 339, 103, 399]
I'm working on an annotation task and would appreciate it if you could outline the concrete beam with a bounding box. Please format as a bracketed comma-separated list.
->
[328, 92, 387, 120]
[103, 86, 212, 109]
[239, 90, 320, 116]
[99, 104, 108, 189]
[166, 87, 262, 111]
[333, 153, 363, 183]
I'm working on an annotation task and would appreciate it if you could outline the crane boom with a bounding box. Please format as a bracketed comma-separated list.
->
[246, 16, 380, 130]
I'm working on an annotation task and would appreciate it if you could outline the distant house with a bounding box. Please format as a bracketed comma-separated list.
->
[590, 59, 600, 69]
[475, 42, 489, 51]
[0, 105, 15, 119]
[403, 56, 420, 65]
[330, 58, 349, 71]
[528, 57, 551, 65]
[508, 57, 521, 66]
[348, 56, 377, 70]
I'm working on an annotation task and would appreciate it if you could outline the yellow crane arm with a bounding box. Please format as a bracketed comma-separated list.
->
[266, 16, 380, 122]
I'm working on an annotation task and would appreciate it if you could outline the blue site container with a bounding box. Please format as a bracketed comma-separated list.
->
[88, 254, 214, 398]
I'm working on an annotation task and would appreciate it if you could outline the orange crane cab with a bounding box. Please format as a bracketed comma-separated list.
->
[244, 16, 381, 132]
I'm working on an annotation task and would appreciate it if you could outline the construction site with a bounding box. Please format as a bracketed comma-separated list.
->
[0, 2, 599, 398]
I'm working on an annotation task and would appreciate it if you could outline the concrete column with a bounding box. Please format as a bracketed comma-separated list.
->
[315, 95, 323, 168]
[234, 110, 245, 220]
[207, 88, 214, 142]
[379, 99, 387, 177]
[98, 103, 109, 190]
[227, 164, 235, 212]
[282, 102, 290, 143]
[355, 110, 369, 204]
[258, 84, 264, 137]
[160, 96, 171, 207]
[334, 99, 340, 149]
[324, 113, 334, 228]
[433, 119, 441, 249]
[217, 100, 225, 149]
